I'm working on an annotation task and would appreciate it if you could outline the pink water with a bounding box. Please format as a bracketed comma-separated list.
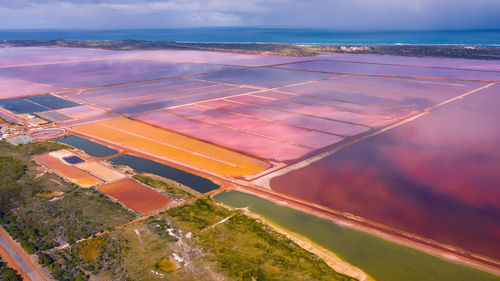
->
[0, 77, 61, 99]
[271, 84, 500, 260]
[280, 76, 488, 110]
[169, 105, 343, 149]
[135, 110, 312, 161]
[229, 94, 390, 127]
[199, 99, 368, 136]
[279, 60, 500, 81]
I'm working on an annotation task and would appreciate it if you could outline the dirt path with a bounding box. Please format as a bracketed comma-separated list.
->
[200, 214, 237, 233]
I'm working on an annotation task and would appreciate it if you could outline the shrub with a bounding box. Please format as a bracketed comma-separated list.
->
[155, 258, 176, 273]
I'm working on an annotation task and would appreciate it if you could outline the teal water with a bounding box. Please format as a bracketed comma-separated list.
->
[214, 190, 500, 281]
[1, 28, 499, 46]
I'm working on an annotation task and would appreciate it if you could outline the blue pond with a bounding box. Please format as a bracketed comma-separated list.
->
[0, 98, 48, 114]
[53, 135, 118, 158]
[63, 155, 84, 164]
[107, 154, 219, 193]
[26, 94, 80, 110]
[0, 94, 80, 114]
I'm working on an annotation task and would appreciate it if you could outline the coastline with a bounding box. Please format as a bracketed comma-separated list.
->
[2, 39, 500, 59]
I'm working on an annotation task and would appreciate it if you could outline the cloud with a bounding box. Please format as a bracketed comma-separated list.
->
[0, 0, 499, 30]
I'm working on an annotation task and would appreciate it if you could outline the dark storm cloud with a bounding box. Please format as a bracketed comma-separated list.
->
[0, 0, 499, 30]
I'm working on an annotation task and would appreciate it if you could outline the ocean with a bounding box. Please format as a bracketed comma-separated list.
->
[0, 28, 499, 46]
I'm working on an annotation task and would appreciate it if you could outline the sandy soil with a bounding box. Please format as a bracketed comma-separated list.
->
[75, 161, 125, 182]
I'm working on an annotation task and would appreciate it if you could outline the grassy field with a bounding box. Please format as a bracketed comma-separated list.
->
[214, 190, 500, 281]
[133, 174, 195, 201]
[0, 141, 136, 266]
[164, 198, 355, 281]
[106, 216, 224, 281]
[52, 197, 357, 281]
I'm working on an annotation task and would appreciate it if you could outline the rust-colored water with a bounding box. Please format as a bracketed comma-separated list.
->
[33, 153, 102, 187]
[98, 179, 174, 215]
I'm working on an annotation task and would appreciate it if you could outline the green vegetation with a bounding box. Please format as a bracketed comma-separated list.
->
[214, 190, 500, 281]
[51, 197, 356, 281]
[167, 197, 230, 232]
[0, 141, 137, 271]
[0, 156, 26, 212]
[45, 235, 127, 281]
[110, 215, 217, 281]
[133, 174, 195, 201]
[16, 140, 70, 156]
[1, 186, 136, 254]
[49, 210, 222, 280]
[166, 198, 355, 281]
[0, 156, 26, 185]
[0, 257, 22, 281]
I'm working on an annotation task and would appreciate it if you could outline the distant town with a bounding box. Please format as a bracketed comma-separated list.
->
[3, 39, 500, 59]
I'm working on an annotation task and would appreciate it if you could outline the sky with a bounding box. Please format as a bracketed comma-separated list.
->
[0, 0, 499, 30]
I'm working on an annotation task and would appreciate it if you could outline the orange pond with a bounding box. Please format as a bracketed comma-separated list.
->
[32, 153, 102, 187]
[71, 117, 270, 177]
[98, 179, 174, 215]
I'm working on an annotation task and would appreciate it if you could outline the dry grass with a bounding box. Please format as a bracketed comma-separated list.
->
[35, 191, 63, 198]
[156, 258, 177, 272]
[78, 239, 106, 262]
